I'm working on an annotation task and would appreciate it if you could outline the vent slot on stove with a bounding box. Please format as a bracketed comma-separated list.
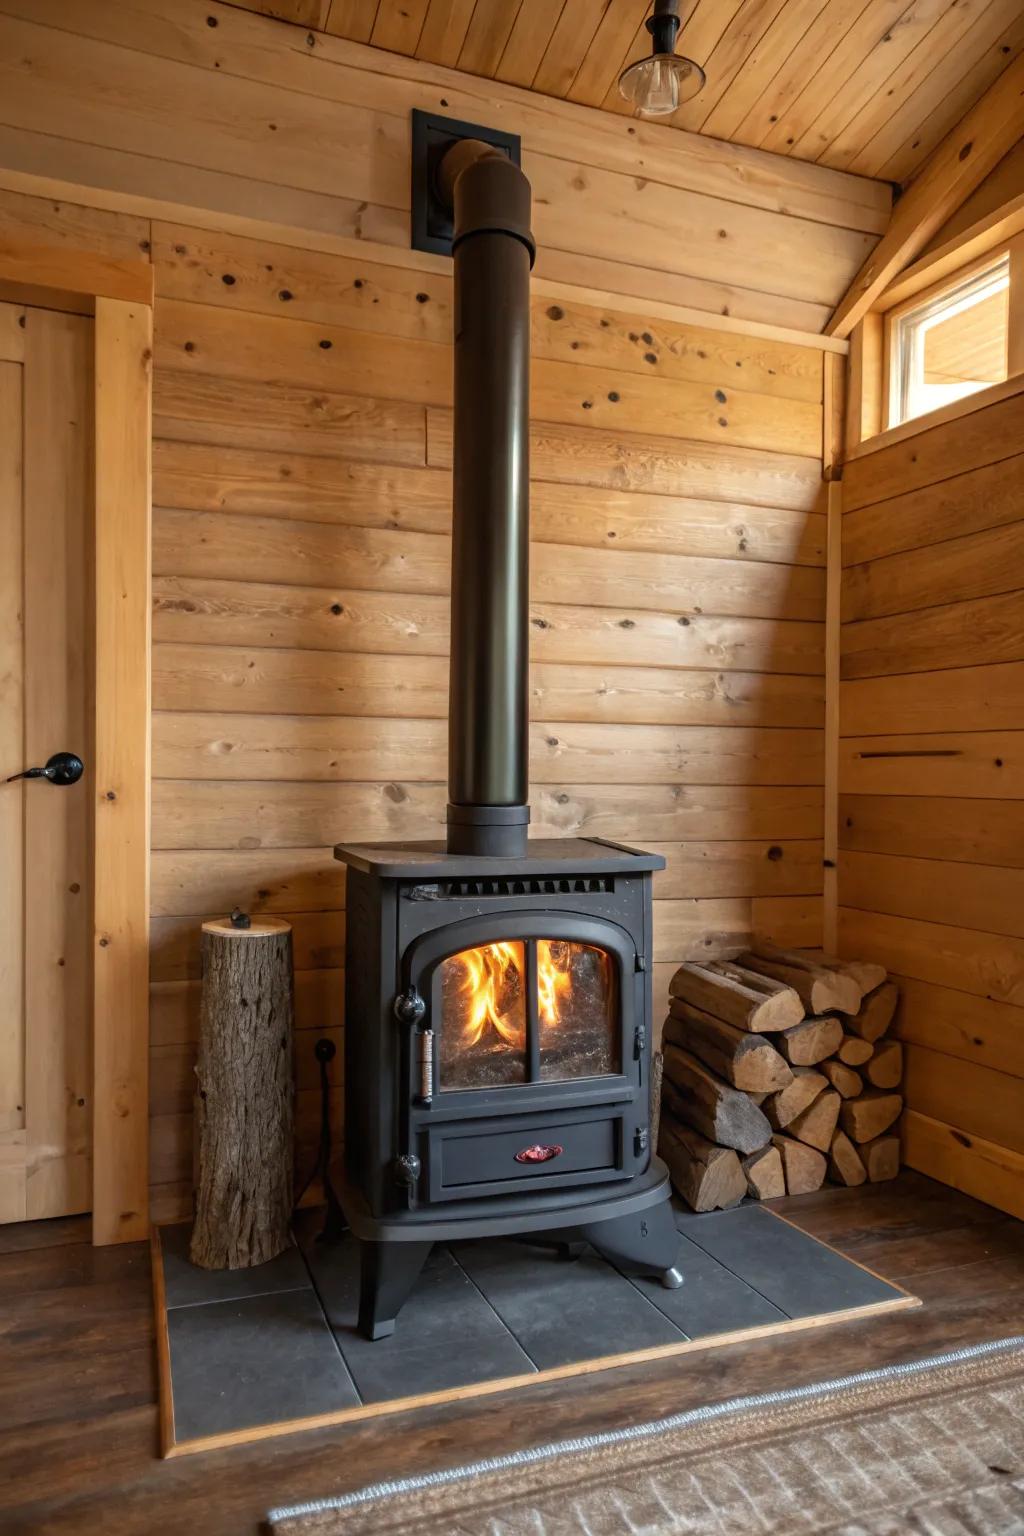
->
[408, 875, 615, 901]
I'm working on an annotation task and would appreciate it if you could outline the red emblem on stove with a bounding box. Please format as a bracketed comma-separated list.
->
[514, 1143, 563, 1163]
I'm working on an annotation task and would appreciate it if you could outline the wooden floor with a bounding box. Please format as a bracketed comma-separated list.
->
[3, 1172, 1024, 1535]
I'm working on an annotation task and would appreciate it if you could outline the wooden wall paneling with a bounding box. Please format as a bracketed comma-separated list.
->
[148, 839, 823, 915]
[841, 591, 1024, 681]
[903, 1109, 1024, 1222]
[154, 372, 427, 463]
[904, 1044, 1024, 1157]
[894, 976, 1024, 1082]
[151, 508, 826, 620]
[152, 440, 826, 567]
[842, 384, 1024, 510]
[425, 409, 826, 510]
[150, 647, 824, 728]
[153, 295, 824, 457]
[841, 662, 1024, 737]
[827, 52, 1024, 336]
[0, 183, 150, 260]
[152, 576, 823, 674]
[839, 794, 1024, 868]
[150, 638, 822, 728]
[151, 219, 830, 402]
[842, 521, 1024, 625]
[92, 297, 152, 1246]
[151, 781, 826, 853]
[151, 715, 825, 787]
[840, 850, 1024, 941]
[839, 732, 1024, 799]
[842, 453, 1024, 568]
[838, 907, 1024, 1009]
[837, 349, 1024, 1219]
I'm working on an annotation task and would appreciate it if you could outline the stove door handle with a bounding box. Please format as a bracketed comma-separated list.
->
[514, 1143, 563, 1164]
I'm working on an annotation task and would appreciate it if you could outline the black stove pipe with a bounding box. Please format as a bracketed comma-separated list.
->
[439, 141, 535, 858]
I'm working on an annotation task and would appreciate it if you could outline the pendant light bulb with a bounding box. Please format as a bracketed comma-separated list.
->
[618, 0, 705, 117]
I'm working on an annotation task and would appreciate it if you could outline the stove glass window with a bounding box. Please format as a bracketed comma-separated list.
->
[439, 941, 528, 1090]
[537, 940, 619, 1080]
[438, 938, 619, 1090]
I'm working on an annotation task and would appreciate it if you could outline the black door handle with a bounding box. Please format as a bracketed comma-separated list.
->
[6, 751, 85, 786]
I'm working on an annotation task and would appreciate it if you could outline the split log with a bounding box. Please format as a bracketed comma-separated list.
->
[828, 1129, 867, 1187]
[669, 961, 803, 1033]
[742, 1144, 785, 1200]
[862, 1133, 901, 1182]
[803, 950, 887, 995]
[838, 1034, 874, 1067]
[772, 1134, 827, 1194]
[191, 916, 295, 1271]
[662, 1047, 772, 1154]
[737, 945, 860, 1015]
[778, 1014, 844, 1066]
[840, 1090, 902, 1144]
[866, 1039, 903, 1090]
[846, 981, 899, 1042]
[766, 1067, 827, 1130]
[659, 1120, 746, 1212]
[821, 1059, 864, 1099]
[664, 1003, 793, 1093]
[788, 1088, 841, 1153]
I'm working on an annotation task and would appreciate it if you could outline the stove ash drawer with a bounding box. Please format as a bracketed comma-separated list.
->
[426, 1105, 645, 1201]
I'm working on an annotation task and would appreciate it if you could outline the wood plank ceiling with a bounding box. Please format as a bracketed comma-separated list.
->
[232, 0, 1024, 185]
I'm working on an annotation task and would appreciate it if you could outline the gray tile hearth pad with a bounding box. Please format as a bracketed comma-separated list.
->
[157, 1205, 912, 1450]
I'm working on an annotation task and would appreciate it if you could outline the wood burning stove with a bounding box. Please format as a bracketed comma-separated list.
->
[334, 119, 681, 1340]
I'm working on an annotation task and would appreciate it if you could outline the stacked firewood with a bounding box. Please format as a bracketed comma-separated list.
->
[657, 946, 902, 1211]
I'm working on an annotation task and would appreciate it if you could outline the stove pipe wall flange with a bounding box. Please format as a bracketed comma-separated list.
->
[437, 138, 535, 859]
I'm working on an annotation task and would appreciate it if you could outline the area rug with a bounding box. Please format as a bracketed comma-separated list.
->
[267, 1336, 1024, 1534]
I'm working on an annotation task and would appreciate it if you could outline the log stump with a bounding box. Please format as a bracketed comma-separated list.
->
[190, 916, 295, 1270]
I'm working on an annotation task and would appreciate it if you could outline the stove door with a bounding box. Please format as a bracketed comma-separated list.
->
[396, 913, 649, 1204]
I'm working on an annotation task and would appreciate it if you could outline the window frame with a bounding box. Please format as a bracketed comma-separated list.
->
[883, 245, 1016, 432]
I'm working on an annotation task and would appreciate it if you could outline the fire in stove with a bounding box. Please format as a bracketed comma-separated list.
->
[439, 939, 619, 1091]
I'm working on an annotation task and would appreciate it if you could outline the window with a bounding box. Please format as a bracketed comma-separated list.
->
[888, 256, 1010, 429]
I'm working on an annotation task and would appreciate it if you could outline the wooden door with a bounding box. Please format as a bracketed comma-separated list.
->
[1, 301, 93, 1222]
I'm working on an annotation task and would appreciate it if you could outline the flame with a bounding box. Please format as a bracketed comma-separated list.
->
[537, 940, 573, 1028]
[457, 941, 523, 1048]
[454, 940, 589, 1051]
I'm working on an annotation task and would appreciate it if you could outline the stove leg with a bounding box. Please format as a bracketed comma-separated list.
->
[357, 1239, 432, 1340]
[579, 1199, 683, 1289]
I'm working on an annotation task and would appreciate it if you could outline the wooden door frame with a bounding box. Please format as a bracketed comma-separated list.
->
[0, 242, 153, 1245]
